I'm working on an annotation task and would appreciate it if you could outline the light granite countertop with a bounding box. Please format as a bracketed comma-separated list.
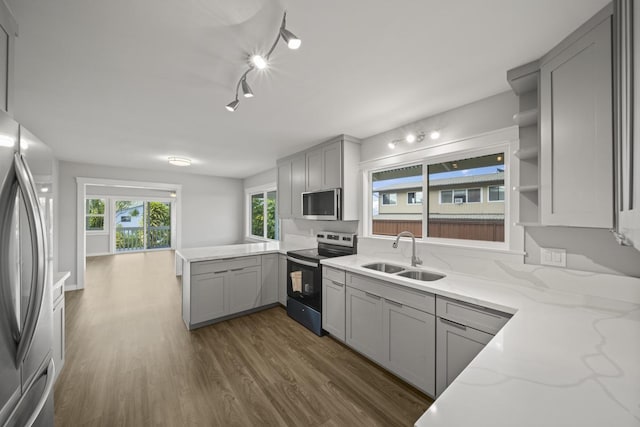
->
[176, 241, 311, 263]
[321, 254, 640, 427]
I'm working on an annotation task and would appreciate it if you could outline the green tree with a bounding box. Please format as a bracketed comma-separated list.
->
[86, 199, 105, 230]
[252, 195, 264, 237]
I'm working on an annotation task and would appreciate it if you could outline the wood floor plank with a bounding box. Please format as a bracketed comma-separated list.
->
[55, 251, 432, 426]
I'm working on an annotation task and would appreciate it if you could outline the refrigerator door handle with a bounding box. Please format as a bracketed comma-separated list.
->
[4, 358, 55, 427]
[13, 153, 47, 367]
[0, 159, 20, 349]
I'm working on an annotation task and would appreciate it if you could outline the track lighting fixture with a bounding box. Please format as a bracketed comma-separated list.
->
[388, 131, 428, 149]
[225, 11, 301, 111]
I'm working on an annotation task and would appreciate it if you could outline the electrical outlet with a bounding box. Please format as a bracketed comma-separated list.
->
[540, 248, 566, 267]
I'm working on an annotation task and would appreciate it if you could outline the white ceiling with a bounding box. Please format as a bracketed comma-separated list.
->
[7, 0, 609, 179]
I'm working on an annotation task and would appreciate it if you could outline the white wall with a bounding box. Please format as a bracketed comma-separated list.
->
[59, 161, 244, 285]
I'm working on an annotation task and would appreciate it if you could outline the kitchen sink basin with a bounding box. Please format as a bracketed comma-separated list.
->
[362, 262, 405, 274]
[396, 270, 445, 281]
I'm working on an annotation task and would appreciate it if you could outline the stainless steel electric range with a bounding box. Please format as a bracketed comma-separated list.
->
[286, 231, 357, 335]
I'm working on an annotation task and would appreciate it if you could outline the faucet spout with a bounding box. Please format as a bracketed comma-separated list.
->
[392, 231, 423, 267]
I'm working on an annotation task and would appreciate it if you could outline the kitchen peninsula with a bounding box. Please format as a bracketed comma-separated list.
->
[176, 241, 304, 330]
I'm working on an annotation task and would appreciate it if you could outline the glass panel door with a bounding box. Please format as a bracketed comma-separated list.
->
[115, 200, 171, 252]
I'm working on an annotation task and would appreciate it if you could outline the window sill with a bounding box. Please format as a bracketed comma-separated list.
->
[364, 235, 526, 256]
[86, 231, 109, 236]
[245, 236, 278, 243]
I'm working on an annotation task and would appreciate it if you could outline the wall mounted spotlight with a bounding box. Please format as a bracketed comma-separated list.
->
[225, 11, 300, 111]
[430, 130, 441, 140]
[388, 131, 426, 149]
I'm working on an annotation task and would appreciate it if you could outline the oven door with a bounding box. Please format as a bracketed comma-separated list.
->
[286, 256, 321, 311]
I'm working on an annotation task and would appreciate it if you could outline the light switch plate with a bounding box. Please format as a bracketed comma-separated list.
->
[540, 248, 566, 267]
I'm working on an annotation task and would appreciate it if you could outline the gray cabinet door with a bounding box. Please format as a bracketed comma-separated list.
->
[277, 161, 292, 219]
[346, 286, 384, 362]
[278, 254, 287, 306]
[291, 155, 306, 218]
[322, 277, 345, 341]
[322, 141, 342, 190]
[191, 272, 227, 324]
[53, 297, 65, 382]
[383, 300, 435, 396]
[228, 265, 262, 313]
[261, 254, 278, 305]
[540, 16, 613, 227]
[435, 317, 493, 397]
[305, 148, 323, 191]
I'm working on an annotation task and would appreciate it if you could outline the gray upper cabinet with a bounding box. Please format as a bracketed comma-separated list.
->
[306, 140, 342, 191]
[0, 2, 17, 114]
[277, 153, 305, 219]
[277, 135, 360, 220]
[540, 13, 613, 228]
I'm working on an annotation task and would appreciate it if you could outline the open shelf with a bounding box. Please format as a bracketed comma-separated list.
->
[512, 108, 538, 126]
[514, 146, 538, 160]
[513, 185, 539, 193]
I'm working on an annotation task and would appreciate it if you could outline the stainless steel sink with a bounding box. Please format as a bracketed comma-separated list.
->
[396, 270, 445, 281]
[362, 262, 405, 274]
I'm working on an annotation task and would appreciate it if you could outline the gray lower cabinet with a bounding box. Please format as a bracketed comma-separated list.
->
[186, 255, 275, 328]
[227, 266, 262, 313]
[346, 287, 384, 361]
[345, 272, 436, 396]
[52, 296, 65, 382]
[435, 317, 493, 397]
[384, 300, 435, 394]
[261, 254, 278, 305]
[191, 272, 227, 324]
[322, 273, 346, 341]
[278, 254, 287, 306]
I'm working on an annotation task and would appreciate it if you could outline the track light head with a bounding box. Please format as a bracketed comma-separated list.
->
[225, 99, 239, 112]
[250, 54, 268, 69]
[280, 28, 301, 49]
[241, 79, 254, 98]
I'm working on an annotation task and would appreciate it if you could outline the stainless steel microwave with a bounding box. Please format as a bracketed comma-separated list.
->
[302, 188, 341, 220]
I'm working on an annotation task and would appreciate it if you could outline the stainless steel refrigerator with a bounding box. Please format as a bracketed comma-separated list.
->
[0, 108, 55, 427]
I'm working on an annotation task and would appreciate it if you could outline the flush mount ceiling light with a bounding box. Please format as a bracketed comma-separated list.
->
[225, 11, 301, 111]
[168, 156, 191, 167]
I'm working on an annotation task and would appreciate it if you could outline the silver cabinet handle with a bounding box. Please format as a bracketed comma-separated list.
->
[287, 256, 318, 268]
[330, 280, 344, 287]
[385, 299, 403, 308]
[440, 317, 467, 331]
[230, 268, 244, 272]
[214, 270, 228, 274]
[364, 291, 381, 300]
[14, 153, 47, 367]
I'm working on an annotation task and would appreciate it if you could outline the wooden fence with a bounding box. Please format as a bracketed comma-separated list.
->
[372, 219, 504, 242]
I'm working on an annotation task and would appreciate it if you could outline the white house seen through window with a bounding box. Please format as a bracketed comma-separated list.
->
[250, 190, 278, 240]
[86, 198, 105, 231]
[370, 152, 505, 243]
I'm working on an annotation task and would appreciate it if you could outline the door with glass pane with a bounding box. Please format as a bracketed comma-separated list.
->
[114, 200, 171, 252]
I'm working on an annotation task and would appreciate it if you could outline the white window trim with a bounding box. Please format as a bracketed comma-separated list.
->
[407, 191, 423, 205]
[361, 126, 522, 253]
[85, 197, 108, 235]
[488, 185, 506, 202]
[381, 192, 398, 206]
[245, 183, 278, 242]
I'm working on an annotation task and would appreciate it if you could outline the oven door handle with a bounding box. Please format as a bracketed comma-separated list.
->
[287, 257, 318, 269]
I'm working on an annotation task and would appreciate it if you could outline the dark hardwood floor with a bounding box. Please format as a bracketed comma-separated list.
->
[54, 251, 432, 426]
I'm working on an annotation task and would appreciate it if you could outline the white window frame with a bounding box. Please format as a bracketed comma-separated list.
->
[407, 191, 423, 205]
[85, 197, 108, 235]
[245, 184, 278, 241]
[361, 127, 521, 253]
[488, 185, 505, 202]
[439, 190, 453, 204]
[381, 192, 398, 206]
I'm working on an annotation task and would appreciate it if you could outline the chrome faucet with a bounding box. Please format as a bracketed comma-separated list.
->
[392, 231, 422, 267]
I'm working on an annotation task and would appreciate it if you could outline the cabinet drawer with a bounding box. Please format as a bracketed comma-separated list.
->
[323, 266, 345, 284]
[346, 273, 435, 314]
[192, 256, 260, 276]
[436, 296, 510, 335]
